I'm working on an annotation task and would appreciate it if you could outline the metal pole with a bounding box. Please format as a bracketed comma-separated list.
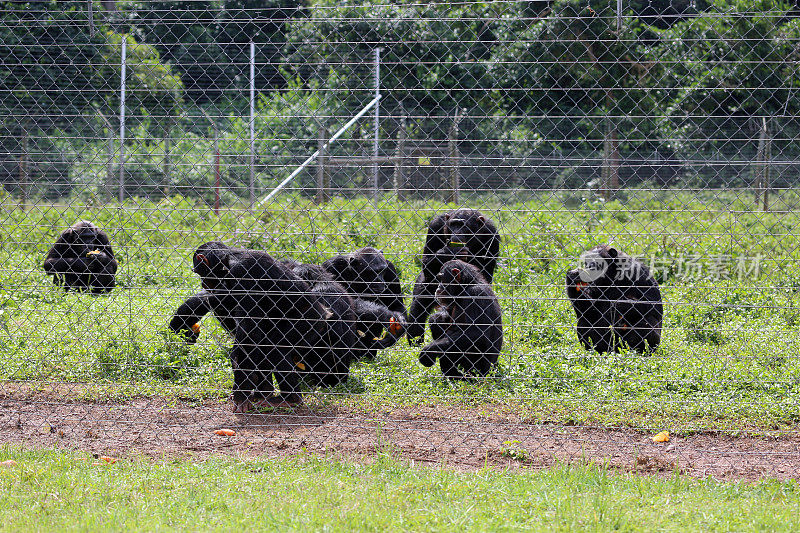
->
[119, 36, 126, 202]
[259, 95, 382, 204]
[214, 131, 220, 215]
[249, 41, 255, 208]
[616, 0, 623, 32]
[372, 48, 382, 205]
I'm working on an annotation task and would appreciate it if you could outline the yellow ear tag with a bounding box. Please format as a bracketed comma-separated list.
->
[191, 323, 201, 333]
[86, 249, 102, 257]
[295, 361, 307, 371]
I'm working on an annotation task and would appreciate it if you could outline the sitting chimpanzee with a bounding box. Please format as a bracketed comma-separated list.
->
[169, 242, 328, 411]
[566, 244, 663, 353]
[419, 259, 503, 379]
[321, 247, 407, 358]
[43, 220, 118, 294]
[407, 209, 500, 344]
[286, 258, 405, 362]
[322, 247, 406, 314]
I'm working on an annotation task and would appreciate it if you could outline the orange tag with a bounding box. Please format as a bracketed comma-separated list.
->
[214, 429, 236, 436]
[191, 322, 201, 333]
[100, 456, 117, 463]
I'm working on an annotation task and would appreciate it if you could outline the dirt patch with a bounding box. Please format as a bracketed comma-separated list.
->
[0, 394, 798, 481]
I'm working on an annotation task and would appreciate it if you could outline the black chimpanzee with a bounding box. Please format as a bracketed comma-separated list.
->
[407, 209, 500, 343]
[284, 262, 358, 387]
[288, 259, 405, 362]
[169, 242, 328, 411]
[350, 298, 405, 361]
[43, 221, 118, 294]
[419, 259, 503, 379]
[566, 244, 663, 353]
[322, 247, 405, 316]
[321, 247, 406, 358]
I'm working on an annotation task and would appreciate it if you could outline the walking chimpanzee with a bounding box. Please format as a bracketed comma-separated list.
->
[43, 221, 118, 294]
[169, 242, 328, 411]
[407, 209, 500, 344]
[566, 244, 663, 353]
[419, 259, 503, 379]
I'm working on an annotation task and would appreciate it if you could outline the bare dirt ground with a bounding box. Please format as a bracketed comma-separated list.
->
[1, 390, 798, 481]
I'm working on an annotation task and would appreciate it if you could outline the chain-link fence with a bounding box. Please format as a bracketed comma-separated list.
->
[1, 0, 799, 478]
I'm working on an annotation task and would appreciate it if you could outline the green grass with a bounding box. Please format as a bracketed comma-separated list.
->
[1, 189, 800, 430]
[0, 446, 798, 532]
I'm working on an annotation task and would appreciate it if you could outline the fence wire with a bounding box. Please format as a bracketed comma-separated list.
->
[1, 0, 799, 478]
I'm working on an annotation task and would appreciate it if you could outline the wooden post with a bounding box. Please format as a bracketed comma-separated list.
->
[394, 116, 407, 201]
[106, 120, 114, 201]
[19, 123, 28, 210]
[316, 122, 329, 204]
[601, 115, 619, 200]
[446, 108, 463, 204]
[754, 116, 767, 207]
[213, 124, 220, 215]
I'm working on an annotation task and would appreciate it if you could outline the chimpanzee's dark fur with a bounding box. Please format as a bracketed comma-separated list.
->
[322, 247, 405, 315]
[407, 209, 500, 343]
[419, 260, 503, 379]
[285, 262, 357, 387]
[43, 221, 118, 294]
[566, 244, 663, 353]
[320, 248, 406, 358]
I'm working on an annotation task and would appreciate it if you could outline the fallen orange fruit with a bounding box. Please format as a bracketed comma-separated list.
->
[652, 431, 670, 443]
[214, 429, 236, 436]
[100, 456, 117, 463]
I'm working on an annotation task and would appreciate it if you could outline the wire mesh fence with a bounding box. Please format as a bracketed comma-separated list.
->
[1, 0, 800, 478]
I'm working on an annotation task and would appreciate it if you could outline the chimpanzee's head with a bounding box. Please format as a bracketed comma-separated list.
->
[64, 221, 108, 250]
[193, 241, 232, 290]
[435, 259, 481, 308]
[441, 211, 491, 259]
[323, 247, 393, 298]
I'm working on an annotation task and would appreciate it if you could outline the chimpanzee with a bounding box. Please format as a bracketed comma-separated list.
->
[321, 247, 407, 358]
[350, 298, 405, 361]
[322, 247, 405, 315]
[419, 260, 503, 379]
[43, 221, 118, 294]
[289, 260, 405, 363]
[168, 241, 252, 344]
[169, 242, 327, 411]
[566, 244, 663, 353]
[407, 209, 500, 343]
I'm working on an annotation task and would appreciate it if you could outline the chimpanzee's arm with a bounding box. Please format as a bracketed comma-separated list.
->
[169, 291, 215, 344]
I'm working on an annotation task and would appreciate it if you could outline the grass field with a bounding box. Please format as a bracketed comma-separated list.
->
[0, 446, 799, 532]
[1, 189, 799, 431]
